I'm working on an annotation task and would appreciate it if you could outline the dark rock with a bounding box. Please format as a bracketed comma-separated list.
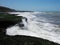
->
[0, 13, 23, 28]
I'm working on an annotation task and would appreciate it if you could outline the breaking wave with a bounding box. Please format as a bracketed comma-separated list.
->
[6, 12, 60, 44]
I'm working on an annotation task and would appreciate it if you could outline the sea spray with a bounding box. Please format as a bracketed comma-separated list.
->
[6, 12, 60, 44]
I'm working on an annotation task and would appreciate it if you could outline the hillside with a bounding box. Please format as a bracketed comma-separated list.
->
[0, 6, 16, 12]
[0, 6, 33, 12]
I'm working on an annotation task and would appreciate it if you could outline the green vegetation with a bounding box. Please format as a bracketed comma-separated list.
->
[0, 13, 23, 22]
[0, 13, 24, 28]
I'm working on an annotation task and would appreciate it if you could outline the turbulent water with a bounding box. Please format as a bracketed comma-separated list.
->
[6, 12, 60, 44]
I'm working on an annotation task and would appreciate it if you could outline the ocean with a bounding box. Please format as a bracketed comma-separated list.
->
[6, 12, 60, 44]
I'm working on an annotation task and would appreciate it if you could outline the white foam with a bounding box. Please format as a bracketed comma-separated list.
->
[6, 12, 60, 44]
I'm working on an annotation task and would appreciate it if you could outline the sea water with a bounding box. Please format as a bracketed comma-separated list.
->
[6, 12, 60, 44]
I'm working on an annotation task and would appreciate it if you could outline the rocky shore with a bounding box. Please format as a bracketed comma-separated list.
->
[0, 28, 60, 45]
[0, 13, 60, 45]
[0, 6, 60, 45]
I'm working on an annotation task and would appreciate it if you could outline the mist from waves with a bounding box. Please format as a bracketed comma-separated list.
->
[6, 12, 60, 44]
